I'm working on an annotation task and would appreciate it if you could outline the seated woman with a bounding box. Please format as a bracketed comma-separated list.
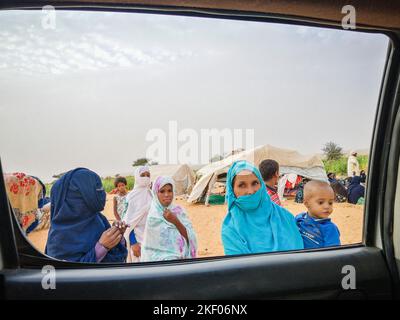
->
[46, 168, 127, 263]
[347, 176, 365, 205]
[141, 176, 197, 262]
[360, 170, 367, 184]
[327, 173, 347, 203]
[222, 161, 304, 255]
[27, 175, 51, 233]
[4, 172, 45, 234]
[123, 165, 153, 262]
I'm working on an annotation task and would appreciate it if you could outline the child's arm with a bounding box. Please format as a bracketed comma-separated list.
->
[129, 229, 137, 245]
[129, 229, 141, 258]
[113, 196, 121, 221]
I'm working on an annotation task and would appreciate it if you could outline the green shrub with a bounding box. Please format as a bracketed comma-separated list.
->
[323, 157, 348, 176]
[323, 155, 369, 177]
[357, 155, 369, 171]
[46, 176, 135, 196]
[45, 183, 54, 197]
[102, 176, 135, 193]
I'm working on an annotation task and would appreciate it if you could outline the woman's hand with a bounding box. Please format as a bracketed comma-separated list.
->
[163, 209, 189, 244]
[163, 209, 178, 225]
[113, 220, 129, 235]
[99, 227, 123, 250]
[131, 243, 141, 257]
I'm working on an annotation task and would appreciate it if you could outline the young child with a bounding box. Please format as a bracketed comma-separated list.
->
[259, 159, 282, 206]
[113, 176, 128, 221]
[295, 180, 341, 248]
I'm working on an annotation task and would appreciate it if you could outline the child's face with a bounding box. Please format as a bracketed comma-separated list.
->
[117, 182, 127, 193]
[233, 170, 261, 198]
[158, 184, 173, 207]
[304, 188, 335, 219]
[271, 171, 279, 187]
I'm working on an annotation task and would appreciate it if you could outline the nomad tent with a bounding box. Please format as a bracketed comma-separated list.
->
[131, 164, 196, 196]
[187, 145, 328, 203]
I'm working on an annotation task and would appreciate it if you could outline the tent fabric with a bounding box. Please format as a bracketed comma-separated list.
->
[131, 164, 196, 196]
[188, 145, 327, 203]
[279, 166, 328, 181]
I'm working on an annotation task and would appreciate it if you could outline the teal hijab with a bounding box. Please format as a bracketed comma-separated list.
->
[222, 161, 304, 255]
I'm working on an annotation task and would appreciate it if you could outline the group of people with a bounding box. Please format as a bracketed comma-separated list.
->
[328, 172, 366, 205]
[42, 158, 342, 264]
[325, 151, 366, 205]
[4, 147, 371, 264]
[45, 167, 197, 263]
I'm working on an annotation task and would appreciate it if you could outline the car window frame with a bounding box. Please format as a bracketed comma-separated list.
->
[0, 3, 397, 270]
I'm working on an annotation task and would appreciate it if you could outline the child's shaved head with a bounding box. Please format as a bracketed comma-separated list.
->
[303, 180, 335, 219]
[304, 180, 334, 201]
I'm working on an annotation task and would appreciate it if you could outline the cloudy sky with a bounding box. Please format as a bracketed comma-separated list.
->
[0, 10, 389, 182]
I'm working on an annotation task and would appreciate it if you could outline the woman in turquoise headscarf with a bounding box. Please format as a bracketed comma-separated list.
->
[222, 161, 304, 255]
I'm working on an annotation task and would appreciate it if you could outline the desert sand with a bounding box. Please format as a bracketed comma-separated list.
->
[28, 194, 364, 259]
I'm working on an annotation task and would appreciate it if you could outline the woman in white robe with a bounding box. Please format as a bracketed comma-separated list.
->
[123, 166, 152, 262]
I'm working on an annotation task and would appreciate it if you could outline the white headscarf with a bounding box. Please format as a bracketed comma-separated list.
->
[141, 176, 197, 262]
[123, 166, 152, 229]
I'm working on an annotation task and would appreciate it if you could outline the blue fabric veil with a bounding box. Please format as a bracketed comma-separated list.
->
[222, 161, 304, 255]
[46, 168, 127, 263]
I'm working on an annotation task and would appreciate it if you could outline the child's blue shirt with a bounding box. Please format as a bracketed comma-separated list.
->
[129, 229, 137, 245]
[295, 212, 341, 249]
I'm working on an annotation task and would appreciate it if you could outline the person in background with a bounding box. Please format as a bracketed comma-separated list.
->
[26, 176, 51, 233]
[327, 172, 337, 183]
[4, 172, 44, 234]
[295, 179, 309, 203]
[258, 159, 282, 206]
[123, 166, 152, 263]
[360, 170, 367, 184]
[295, 180, 341, 248]
[113, 176, 128, 221]
[347, 176, 365, 205]
[46, 168, 128, 263]
[347, 151, 360, 177]
[327, 172, 347, 203]
[141, 176, 197, 262]
[222, 161, 303, 255]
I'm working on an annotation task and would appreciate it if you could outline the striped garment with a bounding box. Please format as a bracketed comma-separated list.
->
[266, 185, 282, 206]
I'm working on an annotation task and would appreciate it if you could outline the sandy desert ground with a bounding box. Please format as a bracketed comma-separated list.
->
[28, 194, 364, 259]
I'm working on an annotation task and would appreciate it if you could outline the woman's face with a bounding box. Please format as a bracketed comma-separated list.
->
[158, 183, 173, 207]
[233, 170, 261, 198]
[140, 171, 150, 178]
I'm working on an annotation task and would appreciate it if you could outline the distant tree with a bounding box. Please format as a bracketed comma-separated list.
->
[228, 148, 245, 157]
[132, 158, 150, 166]
[210, 154, 224, 163]
[52, 172, 66, 179]
[322, 142, 343, 161]
[149, 160, 159, 166]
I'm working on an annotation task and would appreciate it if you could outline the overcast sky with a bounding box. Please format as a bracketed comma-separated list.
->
[0, 10, 389, 182]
